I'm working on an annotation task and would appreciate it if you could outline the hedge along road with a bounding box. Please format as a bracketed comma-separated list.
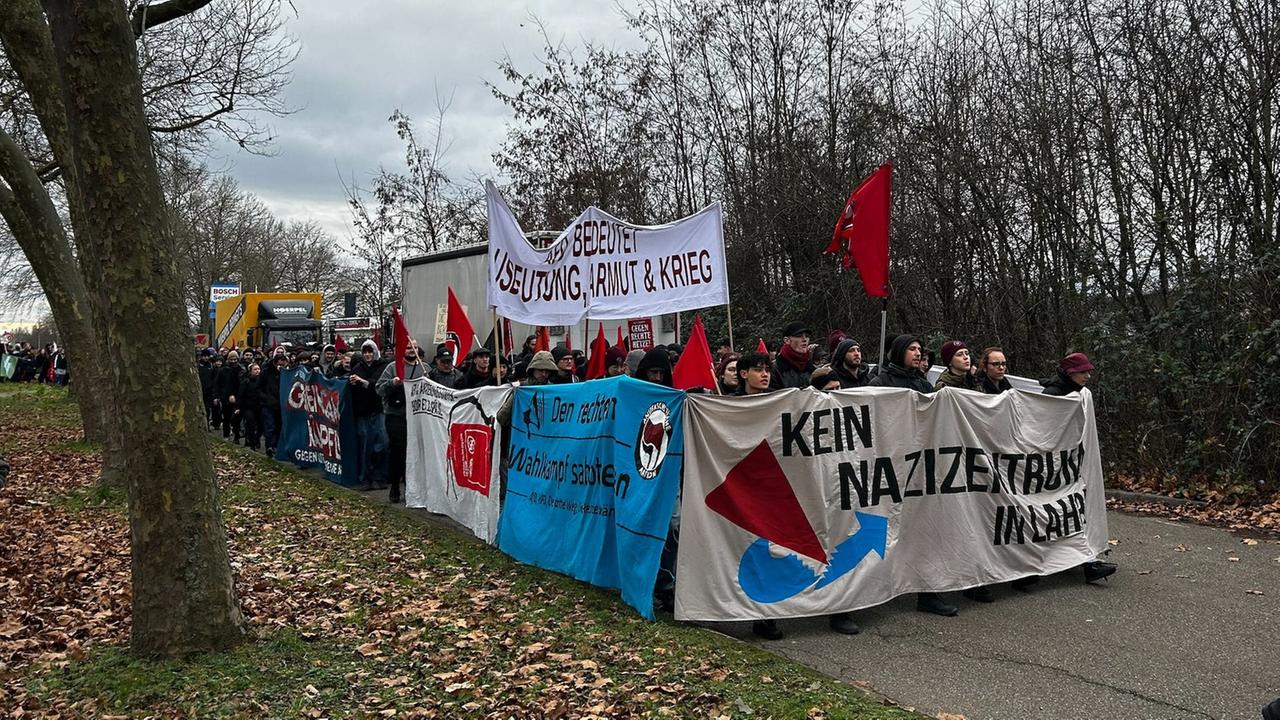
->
[701, 510, 1279, 720]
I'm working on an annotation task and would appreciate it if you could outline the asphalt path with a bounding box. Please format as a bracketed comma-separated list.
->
[703, 511, 1280, 720]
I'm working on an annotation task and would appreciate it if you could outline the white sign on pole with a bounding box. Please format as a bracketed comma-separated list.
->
[485, 182, 729, 326]
[210, 283, 241, 304]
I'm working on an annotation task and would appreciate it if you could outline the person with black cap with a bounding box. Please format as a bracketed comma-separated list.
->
[934, 340, 980, 391]
[550, 345, 579, 383]
[462, 346, 494, 389]
[427, 343, 464, 388]
[770, 322, 816, 390]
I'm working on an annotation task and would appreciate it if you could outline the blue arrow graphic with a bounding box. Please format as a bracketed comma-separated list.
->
[737, 512, 888, 604]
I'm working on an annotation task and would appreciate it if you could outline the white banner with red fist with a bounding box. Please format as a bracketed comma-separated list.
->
[485, 181, 729, 326]
[674, 387, 1109, 621]
[405, 378, 512, 544]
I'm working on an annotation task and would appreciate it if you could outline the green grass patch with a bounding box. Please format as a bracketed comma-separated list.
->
[48, 481, 127, 513]
[12, 383, 923, 719]
[0, 383, 80, 427]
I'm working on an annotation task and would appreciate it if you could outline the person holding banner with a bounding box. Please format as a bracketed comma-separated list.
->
[715, 354, 740, 395]
[635, 347, 674, 386]
[830, 339, 871, 388]
[428, 344, 464, 389]
[350, 340, 389, 489]
[605, 346, 629, 377]
[550, 346, 579, 383]
[868, 335, 961, 616]
[978, 347, 1013, 394]
[934, 340, 980, 392]
[869, 335, 934, 394]
[462, 347, 494, 389]
[377, 339, 425, 504]
[523, 351, 558, 386]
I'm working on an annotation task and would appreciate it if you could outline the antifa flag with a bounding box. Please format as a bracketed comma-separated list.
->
[824, 162, 891, 298]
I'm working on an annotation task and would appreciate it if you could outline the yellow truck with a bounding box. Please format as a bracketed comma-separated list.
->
[213, 292, 324, 350]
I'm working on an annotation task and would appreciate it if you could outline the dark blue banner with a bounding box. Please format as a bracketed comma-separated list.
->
[498, 376, 685, 618]
[274, 367, 359, 486]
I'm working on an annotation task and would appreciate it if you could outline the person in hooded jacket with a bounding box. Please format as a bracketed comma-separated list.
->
[604, 346, 629, 377]
[238, 363, 265, 450]
[215, 350, 245, 442]
[349, 340, 389, 488]
[869, 335, 934, 393]
[378, 339, 425, 503]
[934, 340, 980, 392]
[625, 349, 646, 377]
[831, 339, 872, 388]
[198, 352, 217, 428]
[319, 344, 338, 377]
[261, 352, 288, 456]
[868, 335, 960, 617]
[634, 347, 673, 386]
[523, 351, 558, 386]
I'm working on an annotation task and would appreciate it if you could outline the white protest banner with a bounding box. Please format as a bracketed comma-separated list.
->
[485, 181, 729, 326]
[674, 387, 1109, 621]
[405, 378, 512, 544]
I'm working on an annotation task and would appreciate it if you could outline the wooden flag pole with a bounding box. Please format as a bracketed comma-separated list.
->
[493, 309, 503, 385]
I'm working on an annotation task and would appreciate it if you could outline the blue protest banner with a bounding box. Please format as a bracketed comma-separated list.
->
[498, 376, 685, 619]
[274, 367, 359, 485]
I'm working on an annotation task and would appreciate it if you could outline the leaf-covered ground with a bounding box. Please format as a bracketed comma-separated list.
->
[0, 385, 923, 719]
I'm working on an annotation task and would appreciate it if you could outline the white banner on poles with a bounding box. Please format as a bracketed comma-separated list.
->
[405, 378, 512, 543]
[485, 181, 729, 326]
[674, 387, 1109, 621]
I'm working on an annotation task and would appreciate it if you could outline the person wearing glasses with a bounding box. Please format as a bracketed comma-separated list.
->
[978, 347, 1013, 394]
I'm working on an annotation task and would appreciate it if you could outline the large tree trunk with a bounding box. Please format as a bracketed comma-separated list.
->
[41, 0, 246, 656]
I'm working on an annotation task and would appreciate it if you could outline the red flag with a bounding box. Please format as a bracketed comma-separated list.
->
[616, 325, 626, 350]
[757, 337, 768, 354]
[824, 162, 891, 298]
[672, 316, 717, 391]
[392, 304, 410, 379]
[534, 326, 551, 352]
[446, 287, 476, 360]
[565, 333, 572, 351]
[586, 324, 608, 380]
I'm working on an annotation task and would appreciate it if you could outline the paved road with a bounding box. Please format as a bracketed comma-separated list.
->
[703, 511, 1280, 720]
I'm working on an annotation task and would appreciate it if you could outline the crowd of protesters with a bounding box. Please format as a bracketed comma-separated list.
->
[0, 342, 69, 385]
[196, 320, 1114, 639]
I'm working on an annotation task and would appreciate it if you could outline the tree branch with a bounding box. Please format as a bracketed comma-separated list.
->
[148, 102, 234, 134]
[131, 0, 216, 37]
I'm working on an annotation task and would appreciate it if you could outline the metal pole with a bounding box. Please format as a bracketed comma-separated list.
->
[878, 298, 889, 370]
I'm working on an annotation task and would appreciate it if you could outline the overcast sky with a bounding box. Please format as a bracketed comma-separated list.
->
[1, 1, 640, 328]
[206, 0, 642, 243]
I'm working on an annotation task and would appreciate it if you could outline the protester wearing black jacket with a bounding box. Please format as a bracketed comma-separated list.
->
[635, 347, 673, 386]
[830, 339, 871, 389]
[261, 353, 287, 455]
[869, 335, 935, 394]
[349, 340, 389, 488]
[771, 322, 816, 390]
[198, 354, 217, 428]
[238, 364, 265, 450]
[978, 347, 1013, 394]
[215, 351, 244, 442]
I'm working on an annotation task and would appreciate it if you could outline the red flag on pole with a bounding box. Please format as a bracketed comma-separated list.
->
[672, 316, 717, 391]
[586, 324, 608, 380]
[616, 325, 626, 350]
[446, 287, 476, 360]
[534, 326, 551, 353]
[757, 337, 768, 354]
[392, 304, 410, 379]
[824, 162, 891, 298]
[333, 335, 346, 353]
